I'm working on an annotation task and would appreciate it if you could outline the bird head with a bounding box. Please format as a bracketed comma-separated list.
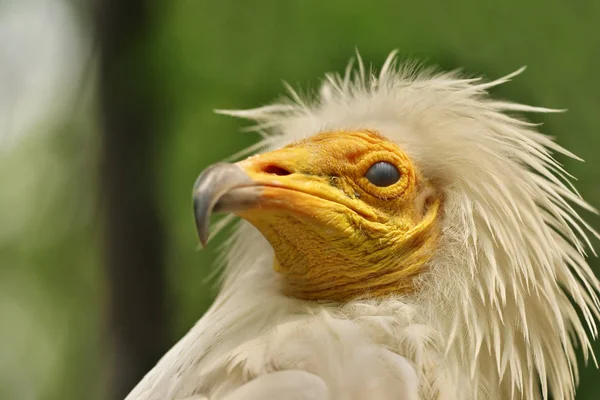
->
[194, 130, 441, 301]
[191, 52, 600, 399]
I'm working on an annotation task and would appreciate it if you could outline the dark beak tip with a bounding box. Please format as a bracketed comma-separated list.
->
[198, 230, 209, 248]
[193, 196, 211, 247]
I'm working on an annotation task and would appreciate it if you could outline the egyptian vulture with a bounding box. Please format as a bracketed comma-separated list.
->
[127, 52, 600, 400]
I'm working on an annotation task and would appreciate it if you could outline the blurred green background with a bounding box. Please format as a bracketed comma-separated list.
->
[1, 0, 599, 399]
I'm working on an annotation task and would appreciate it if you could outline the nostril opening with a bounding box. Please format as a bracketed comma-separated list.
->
[264, 164, 292, 176]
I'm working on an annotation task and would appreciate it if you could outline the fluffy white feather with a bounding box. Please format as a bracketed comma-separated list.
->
[127, 51, 600, 400]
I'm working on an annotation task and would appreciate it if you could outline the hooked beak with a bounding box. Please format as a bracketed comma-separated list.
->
[192, 163, 261, 246]
[192, 139, 378, 249]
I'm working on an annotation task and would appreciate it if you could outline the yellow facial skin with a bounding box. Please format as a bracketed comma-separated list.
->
[236, 131, 441, 302]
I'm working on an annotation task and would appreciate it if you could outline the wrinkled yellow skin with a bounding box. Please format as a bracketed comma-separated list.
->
[237, 131, 442, 302]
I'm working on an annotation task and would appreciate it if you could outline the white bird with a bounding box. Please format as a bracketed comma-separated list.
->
[127, 51, 600, 400]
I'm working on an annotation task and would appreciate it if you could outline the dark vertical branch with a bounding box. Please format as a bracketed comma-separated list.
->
[94, 1, 166, 398]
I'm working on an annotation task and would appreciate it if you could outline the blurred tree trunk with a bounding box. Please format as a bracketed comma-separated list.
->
[94, 1, 167, 398]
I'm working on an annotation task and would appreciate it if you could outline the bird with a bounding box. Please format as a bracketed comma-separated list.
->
[126, 51, 600, 400]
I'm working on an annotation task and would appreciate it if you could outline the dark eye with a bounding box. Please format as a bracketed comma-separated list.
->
[365, 162, 401, 187]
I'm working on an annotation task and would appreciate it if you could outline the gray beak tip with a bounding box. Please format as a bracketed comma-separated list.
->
[192, 162, 256, 248]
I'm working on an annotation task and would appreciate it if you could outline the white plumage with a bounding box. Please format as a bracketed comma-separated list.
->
[127, 52, 599, 400]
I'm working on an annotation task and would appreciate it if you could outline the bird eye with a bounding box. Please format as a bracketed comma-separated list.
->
[365, 162, 401, 187]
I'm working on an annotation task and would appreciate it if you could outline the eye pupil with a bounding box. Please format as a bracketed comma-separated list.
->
[365, 162, 401, 187]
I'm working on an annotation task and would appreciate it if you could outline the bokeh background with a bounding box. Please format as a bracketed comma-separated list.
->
[1, 0, 599, 399]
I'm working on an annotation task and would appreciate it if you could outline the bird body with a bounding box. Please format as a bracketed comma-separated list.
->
[127, 52, 600, 400]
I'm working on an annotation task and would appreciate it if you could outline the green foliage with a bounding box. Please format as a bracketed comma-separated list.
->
[0, 119, 105, 400]
[2, 0, 598, 399]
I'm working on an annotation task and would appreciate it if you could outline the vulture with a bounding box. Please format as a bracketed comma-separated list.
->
[127, 52, 600, 400]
